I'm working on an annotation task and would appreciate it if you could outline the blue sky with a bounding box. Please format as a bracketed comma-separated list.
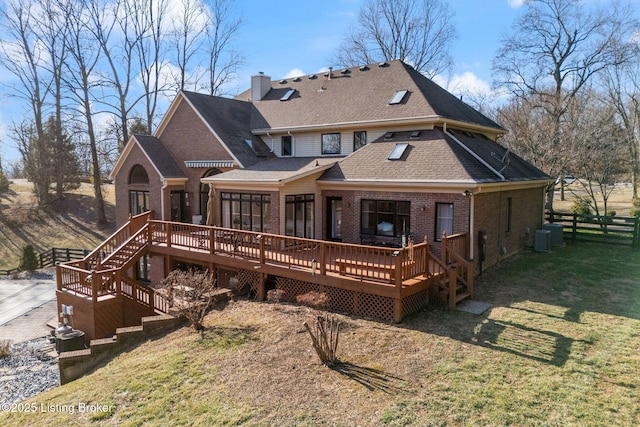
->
[0, 0, 634, 162]
[234, 0, 525, 94]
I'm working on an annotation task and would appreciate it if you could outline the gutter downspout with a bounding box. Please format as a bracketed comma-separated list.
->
[266, 132, 274, 152]
[288, 130, 294, 156]
[445, 129, 506, 181]
[469, 191, 475, 261]
[161, 179, 167, 221]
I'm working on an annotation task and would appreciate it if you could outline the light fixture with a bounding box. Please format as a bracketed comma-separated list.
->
[462, 190, 472, 198]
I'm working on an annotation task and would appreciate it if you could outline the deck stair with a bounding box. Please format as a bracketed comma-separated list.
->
[98, 225, 149, 271]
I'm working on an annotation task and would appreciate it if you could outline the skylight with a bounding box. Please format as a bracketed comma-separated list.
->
[280, 89, 295, 101]
[388, 143, 409, 160]
[389, 90, 408, 105]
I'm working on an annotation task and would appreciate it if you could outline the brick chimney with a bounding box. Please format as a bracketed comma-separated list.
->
[251, 72, 271, 101]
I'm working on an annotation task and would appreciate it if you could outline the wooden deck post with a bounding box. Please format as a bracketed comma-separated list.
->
[209, 228, 215, 255]
[394, 298, 403, 323]
[448, 265, 457, 310]
[423, 236, 430, 277]
[258, 235, 265, 265]
[441, 232, 448, 265]
[319, 242, 326, 276]
[167, 223, 173, 248]
[394, 250, 403, 287]
[257, 272, 266, 301]
[91, 270, 98, 305]
[56, 263, 62, 291]
[115, 269, 121, 298]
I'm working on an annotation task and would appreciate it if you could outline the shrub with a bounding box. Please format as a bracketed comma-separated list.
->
[0, 171, 9, 193]
[161, 268, 217, 332]
[571, 196, 592, 219]
[0, 340, 11, 359]
[19, 244, 39, 272]
[631, 198, 640, 218]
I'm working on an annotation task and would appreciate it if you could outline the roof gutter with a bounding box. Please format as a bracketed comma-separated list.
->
[252, 116, 504, 137]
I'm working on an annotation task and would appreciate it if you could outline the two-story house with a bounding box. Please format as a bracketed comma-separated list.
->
[56, 60, 550, 341]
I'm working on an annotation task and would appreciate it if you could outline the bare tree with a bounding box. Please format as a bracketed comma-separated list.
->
[334, 0, 456, 78]
[565, 91, 628, 227]
[0, 0, 52, 205]
[600, 56, 640, 200]
[493, 0, 639, 204]
[63, 0, 108, 226]
[203, 0, 244, 96]
[132, 0, 169, 134]
[161, 268, 218, 332]
[168, 0, 208, 93]
[88, 0, 140, 150]
[33, 0, 72, 198]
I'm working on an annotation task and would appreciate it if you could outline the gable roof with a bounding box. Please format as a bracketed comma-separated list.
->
[110, 134, 186, 181]
[237, 60, 504, 135]
[319, 128, 549, 187]
[180, 91, 274, 167]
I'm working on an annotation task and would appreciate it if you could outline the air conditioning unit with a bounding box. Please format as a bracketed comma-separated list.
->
[543, 223, 564, 247]
[534, 229, 551, 253]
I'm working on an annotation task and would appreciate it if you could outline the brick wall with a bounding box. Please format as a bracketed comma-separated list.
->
[473, 186, 545, 269]
[114, 144, 164, 226]
[321, 189, 470, 248]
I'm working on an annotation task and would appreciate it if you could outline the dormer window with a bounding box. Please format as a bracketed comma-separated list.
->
[389, 90, 408, 105]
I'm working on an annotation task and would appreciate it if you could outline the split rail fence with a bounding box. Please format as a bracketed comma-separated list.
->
[546, 211, 639, 249]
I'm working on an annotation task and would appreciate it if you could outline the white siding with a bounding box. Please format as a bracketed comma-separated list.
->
[267, 129, 392, 158]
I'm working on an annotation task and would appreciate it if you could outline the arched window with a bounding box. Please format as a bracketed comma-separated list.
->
[129, 165, 149, 184]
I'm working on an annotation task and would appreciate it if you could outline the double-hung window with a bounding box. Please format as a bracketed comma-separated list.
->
[435, 203, 454, 241]
[322, 133, 341, 155]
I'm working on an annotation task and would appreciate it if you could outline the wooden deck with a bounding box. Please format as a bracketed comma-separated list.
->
[56, 212, 474, 340]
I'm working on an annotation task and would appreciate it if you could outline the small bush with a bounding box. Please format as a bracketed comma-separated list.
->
[631, 198, 640, 217]
[571, 196, 592, 219]
[267, 289, 285, 303]
[161, 268, 217, 331]
[0, 340, 11, 359]
[0, 171, 9, 193]
[19, 244, 39, 272]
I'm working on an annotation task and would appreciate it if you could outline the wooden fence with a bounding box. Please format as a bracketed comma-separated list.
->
[0, 247, 89, 276]
[546, 211, 640, 249]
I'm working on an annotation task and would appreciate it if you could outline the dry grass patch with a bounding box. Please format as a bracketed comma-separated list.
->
[0, 182, 115, 269]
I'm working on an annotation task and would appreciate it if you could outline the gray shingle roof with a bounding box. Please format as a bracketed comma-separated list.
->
[134, 135, 186, 178]
[204, 157, 338, 183]
[319, 129, 548, 184]
[237, 60, 504, 132]
[181, 91, 274, 167]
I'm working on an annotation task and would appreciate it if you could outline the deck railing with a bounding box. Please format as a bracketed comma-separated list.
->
[148, 220, 431, 284]
[58, 218, 470, 308]
[441, 232, 474, 300]
[82, 211, 153, 270]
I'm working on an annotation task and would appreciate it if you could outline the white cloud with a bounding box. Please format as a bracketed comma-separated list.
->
[433, 71, 509, 110]
[508, 0, 526, 8]
[284, 68, 305, 78]
[434, 71, 491, 97]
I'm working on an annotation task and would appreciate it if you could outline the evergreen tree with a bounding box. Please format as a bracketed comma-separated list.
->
[19, 245, 39, 272]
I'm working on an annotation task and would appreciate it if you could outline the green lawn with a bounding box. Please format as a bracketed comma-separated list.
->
[2, 243, 639, 426]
